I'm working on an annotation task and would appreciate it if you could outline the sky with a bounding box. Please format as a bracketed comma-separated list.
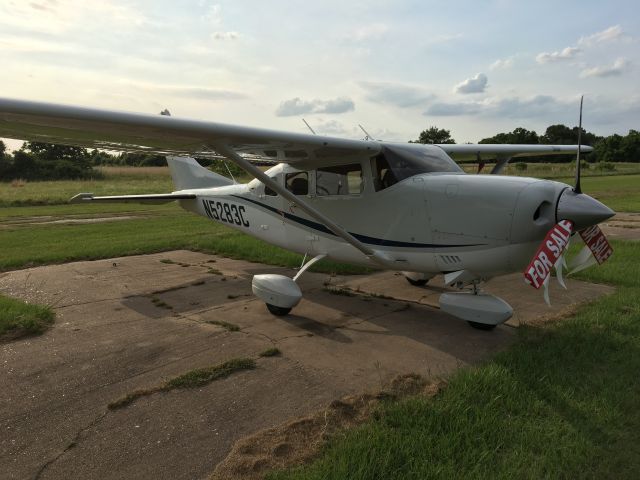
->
[1, 0, 638, 150]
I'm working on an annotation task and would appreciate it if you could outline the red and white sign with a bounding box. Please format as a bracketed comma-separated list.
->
[579, 225, 613, 264]
[524, 220, 574, 289]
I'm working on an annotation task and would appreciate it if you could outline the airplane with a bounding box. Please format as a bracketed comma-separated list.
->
[0, 97, 615, 330]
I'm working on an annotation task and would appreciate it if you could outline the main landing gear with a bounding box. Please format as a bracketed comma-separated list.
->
[405, 271, 512, 330]
[439, 276, 513, 331]
[252, 254, 326, 316]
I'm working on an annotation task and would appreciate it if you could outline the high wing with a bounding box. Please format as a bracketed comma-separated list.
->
[437, 143, 592, 161]
[0, 98, 591, 167]
[0, 98, 380, 168]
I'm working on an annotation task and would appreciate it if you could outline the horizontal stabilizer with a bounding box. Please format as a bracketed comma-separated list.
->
[69, 193, 196, 204]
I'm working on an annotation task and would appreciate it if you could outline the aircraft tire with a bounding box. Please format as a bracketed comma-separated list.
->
[266, 304, 292, 316]
[405, 277, 428, 287]
[467, 321, 497, 331]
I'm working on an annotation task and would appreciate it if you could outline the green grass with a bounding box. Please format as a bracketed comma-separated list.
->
[259, 347, 281, 357]
[108, 357, 256, 410]
[268, 240, 640, 480]
[0, 166, 171, 206]
[206, 320, 241, 332]
[561, 174, 640, 212]
[0, 209, 369, 275]
[0, 294, 55, 339]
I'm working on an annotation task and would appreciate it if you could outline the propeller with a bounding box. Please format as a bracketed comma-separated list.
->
[523, 96, 614, 304]
[574, 95, 584, 194]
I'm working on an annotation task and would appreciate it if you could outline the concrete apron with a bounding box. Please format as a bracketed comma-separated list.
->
[0, 251, 613, 480]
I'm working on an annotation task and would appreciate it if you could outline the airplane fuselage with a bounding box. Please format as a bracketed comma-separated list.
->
[176, 165, 571, 281]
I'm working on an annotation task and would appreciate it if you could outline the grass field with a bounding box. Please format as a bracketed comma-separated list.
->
[267, 240, 640, 479]
[461, 161, 640, 178]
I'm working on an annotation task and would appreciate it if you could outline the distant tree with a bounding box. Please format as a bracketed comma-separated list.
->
[413, 127, 455, 144]
[480, 127, 539, 144]
[620, 130, 640, 162]
[1, 142, 100, 180]
[593, 134, 625, 163]
[116, 152, 166, 167]
[540, 124, 600, 146]
[0, 140, 10, 177]
[89, 149, 118, 166]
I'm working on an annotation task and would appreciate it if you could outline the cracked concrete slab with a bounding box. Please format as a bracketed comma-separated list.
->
[0, 250, 608, 479]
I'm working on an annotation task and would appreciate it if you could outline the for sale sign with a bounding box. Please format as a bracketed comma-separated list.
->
[524, 220, 574, 289]
[579, 225, 613, 264]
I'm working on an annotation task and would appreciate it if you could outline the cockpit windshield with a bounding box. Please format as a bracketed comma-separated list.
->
[372, 144, 462, 190]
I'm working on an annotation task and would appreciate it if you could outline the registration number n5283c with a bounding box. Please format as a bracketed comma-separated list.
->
[202, 199, 249, 227]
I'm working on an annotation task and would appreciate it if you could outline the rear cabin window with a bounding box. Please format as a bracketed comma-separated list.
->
[285, 172, 308, 195]
[264, 175, 278, 196]
[316, 164, 363, 196]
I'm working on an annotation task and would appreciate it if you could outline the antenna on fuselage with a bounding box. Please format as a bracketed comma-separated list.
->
[302, 118, 316, 135]
[358, 124, 374, 141]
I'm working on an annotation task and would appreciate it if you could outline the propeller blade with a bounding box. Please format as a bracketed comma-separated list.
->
[568, 247, 598, 275]
[574, 95, 584, 194]
[524, 220, 574, 290]
[568, 225, 613, 274]
[555, 256, 567, 289]
[542, 274, 551, 306]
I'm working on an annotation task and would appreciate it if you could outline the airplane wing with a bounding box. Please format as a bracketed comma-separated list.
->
[437, 143, 592, 161]
[0, 98, 381, 167]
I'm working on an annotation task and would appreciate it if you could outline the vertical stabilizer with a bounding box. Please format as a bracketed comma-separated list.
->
[166, 156, 233, 190]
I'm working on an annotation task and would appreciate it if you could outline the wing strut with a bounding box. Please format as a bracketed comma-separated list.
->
[490, 154, 512, 175]
[214, 144, 394, 267]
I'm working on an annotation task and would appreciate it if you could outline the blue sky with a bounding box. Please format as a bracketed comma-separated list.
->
[1, 0, 638, 148]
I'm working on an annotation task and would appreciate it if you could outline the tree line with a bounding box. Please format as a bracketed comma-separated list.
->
[414, 125, 640, 163]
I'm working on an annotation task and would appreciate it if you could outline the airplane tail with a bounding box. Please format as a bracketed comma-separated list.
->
[167, 156, 234, 190]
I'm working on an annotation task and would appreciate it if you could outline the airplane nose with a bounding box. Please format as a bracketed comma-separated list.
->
[556, 189, 615, 230]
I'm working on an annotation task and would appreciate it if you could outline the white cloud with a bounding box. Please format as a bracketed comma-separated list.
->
[359, 81, 435, 108]
[536, 46, 581, 64]
[348, 23, 389, 41]
[212, 31, 239, 40]
[578, 25, 624, 46]
[580, 58, 629, 78]
[0, 0, 152, 34]
[426, 102, 481, 116]
[204, 4, 222, 25]
[454, 73, 488, 94]
[275, 97, 355, 116]
[490, 57, 514, 70]
[117, 80, 247, 102]
[426, 95, 570, 118]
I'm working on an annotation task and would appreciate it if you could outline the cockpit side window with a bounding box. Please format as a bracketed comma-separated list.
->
[316, 164, 363, 196]
[285, 171, 308, 195]
[371, 155, 396, 191]
[372, 145, 462, 191]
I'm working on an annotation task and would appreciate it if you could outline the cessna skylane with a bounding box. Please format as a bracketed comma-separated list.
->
[0, 97, 614, 330]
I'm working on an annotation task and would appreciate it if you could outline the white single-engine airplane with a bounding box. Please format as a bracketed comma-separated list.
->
[0, 97, 614, 330]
